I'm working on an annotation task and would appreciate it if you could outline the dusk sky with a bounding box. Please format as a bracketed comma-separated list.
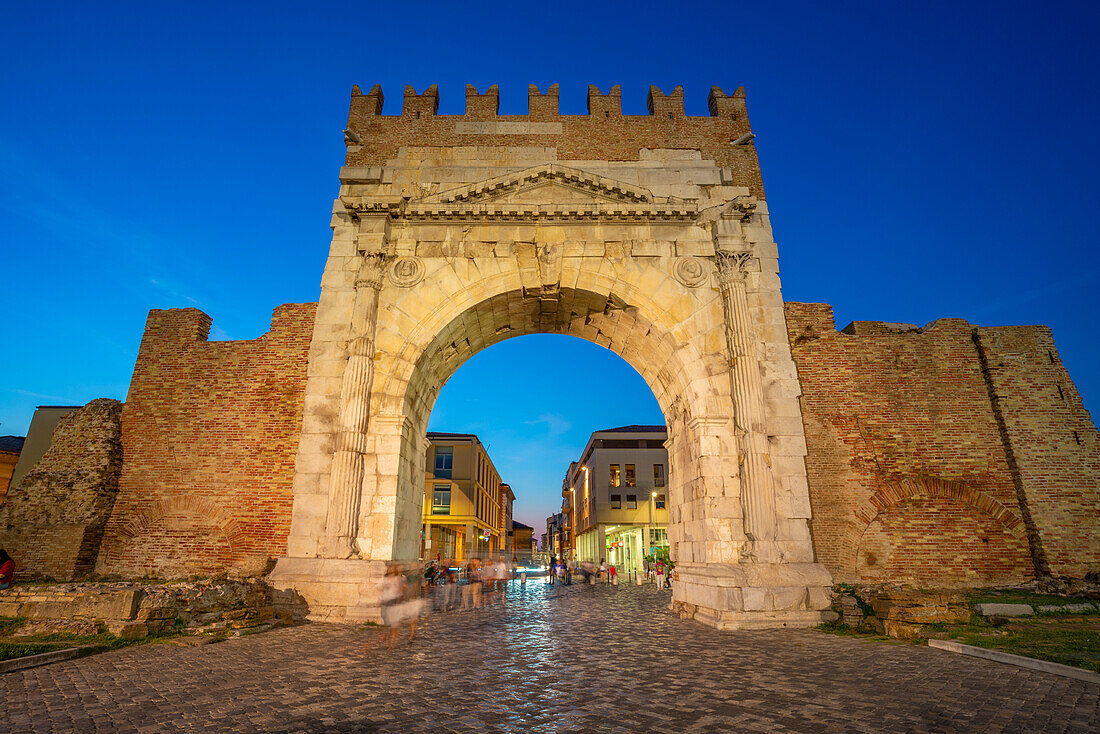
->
[2, 2, 1098, 532]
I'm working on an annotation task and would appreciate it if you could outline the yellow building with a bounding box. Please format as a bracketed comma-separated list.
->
[0, 436, 24, 504]
[422, 432, 513, 561]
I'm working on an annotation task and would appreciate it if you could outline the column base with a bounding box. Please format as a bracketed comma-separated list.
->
[268, 556, 388, 623]
[672, 561, 833, 630]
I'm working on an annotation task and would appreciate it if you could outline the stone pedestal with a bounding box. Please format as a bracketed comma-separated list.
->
[268, 557, 388, 623]
[672, 562, 833, 630]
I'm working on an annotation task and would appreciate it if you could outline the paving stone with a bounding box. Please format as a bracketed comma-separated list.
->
[1, 583, 1098, 732]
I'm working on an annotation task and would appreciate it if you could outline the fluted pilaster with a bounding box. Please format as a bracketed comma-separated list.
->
[716, 251, 778, 561]
[322, 255, 385, 558]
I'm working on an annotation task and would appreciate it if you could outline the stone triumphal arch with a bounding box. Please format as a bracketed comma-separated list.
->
[268, 85, 833, 629]
[9, 84, 1098, 616]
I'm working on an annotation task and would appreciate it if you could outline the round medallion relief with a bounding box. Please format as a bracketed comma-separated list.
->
[674, 256, 709, 288]
[387, 256, 425, 287]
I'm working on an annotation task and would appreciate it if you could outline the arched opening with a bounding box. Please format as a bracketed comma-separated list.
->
[385, 286, 701, 566]
[418, 331, 666, 570]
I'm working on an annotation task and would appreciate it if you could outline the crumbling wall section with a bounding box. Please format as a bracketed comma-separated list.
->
[785, 303, 1034, 586]
[0, 398, 123, 580]
[974, 326, 1100, 576]
[95, 303, 315, 578]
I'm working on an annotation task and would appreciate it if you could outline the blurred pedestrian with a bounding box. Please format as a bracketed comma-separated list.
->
[372, 565, 408, 649]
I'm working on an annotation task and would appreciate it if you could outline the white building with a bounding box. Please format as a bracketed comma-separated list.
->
[563, 425, 670, 579]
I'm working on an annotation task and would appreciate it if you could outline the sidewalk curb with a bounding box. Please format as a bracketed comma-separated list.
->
[0, 646, 97, 675]
[928, 639, 1100, 685]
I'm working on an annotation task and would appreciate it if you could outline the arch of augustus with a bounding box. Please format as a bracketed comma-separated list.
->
[9, 83, 1094, 627]
[267, 84, 833, 628]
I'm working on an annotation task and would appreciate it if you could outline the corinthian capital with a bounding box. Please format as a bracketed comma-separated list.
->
[355, 253, 387, 290]
[715, 251, 753, 286]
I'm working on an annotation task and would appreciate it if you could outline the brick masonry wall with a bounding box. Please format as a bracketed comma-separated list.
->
[95, 303, 315, 578]
[0, 399, 123, 580]
[974, 326, 1100, 577]
[785, 303, 1036, 586]
[343, 84, 765, 197]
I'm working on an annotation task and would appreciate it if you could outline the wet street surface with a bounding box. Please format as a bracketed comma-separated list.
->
[3, 581, 1098, 732]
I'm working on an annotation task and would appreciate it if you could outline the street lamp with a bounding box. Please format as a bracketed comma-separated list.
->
[649, 491, 657, 558]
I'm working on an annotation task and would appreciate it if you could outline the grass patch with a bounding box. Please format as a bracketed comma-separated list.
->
[0, 642, 75, 661]
[0, 616, 26, 636]
[818, 599, 1100, 673]
[0, 615, 192, 663]
[951, 626, 1100, 673]
[967, 589, 1099, 608]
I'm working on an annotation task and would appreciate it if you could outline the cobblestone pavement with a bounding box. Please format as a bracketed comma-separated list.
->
[3, 580, 1098, 733]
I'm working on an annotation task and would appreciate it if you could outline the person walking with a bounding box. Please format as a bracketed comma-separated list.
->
[655, 559, 666, 590]
[470, 560, 484, 609]
[372, 565, 408, 649]
[599, 558, 608, 583]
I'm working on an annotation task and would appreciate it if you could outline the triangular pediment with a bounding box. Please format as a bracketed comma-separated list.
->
[418, 164, 655, 205]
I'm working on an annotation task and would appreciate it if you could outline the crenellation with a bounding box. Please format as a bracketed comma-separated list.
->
[586, 84, 622, 117]
[527, 83, 559, 118]
[350, 83, 383, 116]
[707, 85, 746, 120]
[402, 84, 439, 117]
[647, 85, 686, 118]
[464, 84, 499, 118]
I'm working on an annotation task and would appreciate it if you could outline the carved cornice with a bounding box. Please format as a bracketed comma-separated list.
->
[420, 163, 654, 204]
[342, 199, 698, 223]
[730, 195, 757, 223]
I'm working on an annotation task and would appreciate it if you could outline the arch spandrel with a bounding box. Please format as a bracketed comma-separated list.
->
[272, 160, 833, 629]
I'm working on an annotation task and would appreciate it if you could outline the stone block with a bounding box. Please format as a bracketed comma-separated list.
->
[742, 586, 768, 611]
[883, 620, 925, 640]
[871, 590, 969, 624]
[106, 621, 149, 639]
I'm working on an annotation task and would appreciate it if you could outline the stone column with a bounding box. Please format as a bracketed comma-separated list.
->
[716, 250, 778, 562]
[321, 254, 386, 558]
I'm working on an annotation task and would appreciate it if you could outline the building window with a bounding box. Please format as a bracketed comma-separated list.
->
[627, 494, 637, 509]
[609, 464, 621, 487]
[434, 446, 453, 479]
[650, 528, 668, 545]
[625, 464, 636, 487]
[654, 464, 665, 487]
[610, 494, 621, 509]
[654, 493, 666, 509]
[432, 485, 451, 515]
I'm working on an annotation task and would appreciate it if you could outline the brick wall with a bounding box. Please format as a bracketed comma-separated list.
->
[95, 303, 315, 578]
[0, 399, 123, 580]
[787, 303, 1100, 585]
[974, 326, 1100, 576]
[343, 84, 765, 197]
[785, 303, 1035, 586]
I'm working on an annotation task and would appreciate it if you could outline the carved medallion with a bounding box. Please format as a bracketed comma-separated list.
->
[387, 256, 425, 287]
[674, 256, 709, 288]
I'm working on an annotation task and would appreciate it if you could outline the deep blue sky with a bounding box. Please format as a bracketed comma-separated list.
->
[2, 2, 1098, 531]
